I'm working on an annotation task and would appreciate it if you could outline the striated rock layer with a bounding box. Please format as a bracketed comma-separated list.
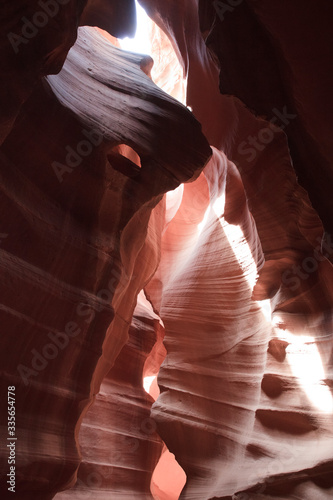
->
[55, 292, 164, 499]
[147, 147, 333, 498]
[139, 0, 333, 498]
[0, 0, 138, 146]
[0, 24, 210, 499]
[0, 0, 332, 499]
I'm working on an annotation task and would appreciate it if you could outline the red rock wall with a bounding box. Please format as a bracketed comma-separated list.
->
[0, 0, 332, 499]
[0, 18, 210, 499]
[198, 0, 333, 236]
[139, 0, 333, 498]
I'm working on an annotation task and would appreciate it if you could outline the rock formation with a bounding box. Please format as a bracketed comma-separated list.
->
[0, 1, 332, 499]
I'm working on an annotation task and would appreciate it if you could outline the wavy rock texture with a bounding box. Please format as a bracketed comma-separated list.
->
[0, 0, 333, 499]
[146, 147, 268, 497]
[55, 292, 164, 499]
[1, 0, 80, 145]
[198, 0, 333, 236]
[146, 147, 333, 498]
[0, 24, 210, 499]
[138, 0, 333, 498]
[0, 0, 137, 145]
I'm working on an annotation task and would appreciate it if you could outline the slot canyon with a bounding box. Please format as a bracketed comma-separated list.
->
[0, 0, 333, 499]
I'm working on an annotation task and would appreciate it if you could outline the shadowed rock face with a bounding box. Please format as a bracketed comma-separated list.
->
[55, 292, 165, 499]
[0, 22, 210, 500]
[198, 0, 333, 236]
[1, 1, 333, 500]
[0, 0, 137, 145]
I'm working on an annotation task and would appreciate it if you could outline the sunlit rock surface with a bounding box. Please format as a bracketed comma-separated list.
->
[139, 0, 333, 498]
[146, 147, 333, 499]
[0, 0, 332, 499]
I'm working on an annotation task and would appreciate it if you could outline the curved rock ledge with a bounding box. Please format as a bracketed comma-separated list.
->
[0, 24, 210, 499]
[0, 1, 332, 499]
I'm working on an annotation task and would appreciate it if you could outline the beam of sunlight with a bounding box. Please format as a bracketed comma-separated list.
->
[223, 223, 258, 290]
[287, 338, 333, 414]
[212, 193, 258, 290]
[259, 298, 272, 323]
[197, 205, 211, 236]
[273, 317, 333, 414]
[213, 191, 226, 216]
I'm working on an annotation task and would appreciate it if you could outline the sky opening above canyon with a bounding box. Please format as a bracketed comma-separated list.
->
[119, 1, 152, 56]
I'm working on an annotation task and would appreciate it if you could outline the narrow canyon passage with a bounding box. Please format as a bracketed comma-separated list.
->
[0, 1, 332, 499]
